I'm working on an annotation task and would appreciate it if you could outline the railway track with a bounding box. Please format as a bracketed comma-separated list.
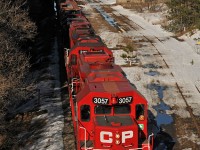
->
[121, 15, 200, 137]
[175, 83, 200, 137]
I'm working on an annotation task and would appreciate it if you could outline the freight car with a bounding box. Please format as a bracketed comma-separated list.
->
[58, 0, 154, 149]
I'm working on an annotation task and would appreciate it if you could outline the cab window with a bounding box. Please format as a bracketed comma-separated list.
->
[136, 104, 145, 120]
[95, 105, 111, 114]
[114, 105, 130, 114]
[81, 105, 90, 122]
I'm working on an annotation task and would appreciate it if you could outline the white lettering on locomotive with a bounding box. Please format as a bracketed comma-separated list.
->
[122, 131, 133, 143]
[100, 131, 133, 143]
[93, 97, 109, 104]
[100, 131, 113, 143]
[118, 96, 132, 104]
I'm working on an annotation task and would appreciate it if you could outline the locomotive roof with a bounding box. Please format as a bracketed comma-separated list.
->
[71, 41, 106, 48]
[75, 77, 137, 103]
[89, 80, 133, 93]
[75, 50, 141, 103]
[79, 52, 132, 93]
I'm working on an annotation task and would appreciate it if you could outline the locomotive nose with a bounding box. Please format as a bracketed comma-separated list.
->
[95, 127, 138, 149]
[94, 116, 138, 149]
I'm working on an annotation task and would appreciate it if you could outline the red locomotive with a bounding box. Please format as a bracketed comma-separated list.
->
[59, 0, 154, 149]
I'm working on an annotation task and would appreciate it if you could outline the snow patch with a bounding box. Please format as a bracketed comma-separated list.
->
[23, 38, 64, 150]
[100, 0, 116, 5]
[99, 31, 123, 48]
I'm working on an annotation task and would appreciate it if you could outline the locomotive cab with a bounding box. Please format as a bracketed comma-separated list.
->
[75, 88, 153, 150]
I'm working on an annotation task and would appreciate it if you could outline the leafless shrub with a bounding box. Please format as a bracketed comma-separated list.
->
[0, 35, 30, 109]
[0, 0, 36, 106]
[0, 0, 36, 42]
[120, 0, 167, 13]
[0, 0, 37, 148]
[120, 38, 139, 66]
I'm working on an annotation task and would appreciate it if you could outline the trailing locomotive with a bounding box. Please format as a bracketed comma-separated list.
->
[58, 0, 154, 149]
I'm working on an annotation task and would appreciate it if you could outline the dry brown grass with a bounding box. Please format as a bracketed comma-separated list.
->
[119, 0, 167, 13]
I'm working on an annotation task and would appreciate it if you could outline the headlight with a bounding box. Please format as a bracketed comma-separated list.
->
[115, 133, 120, 139]
[115, 140, 120, 145]
[139, 115, 144, 121]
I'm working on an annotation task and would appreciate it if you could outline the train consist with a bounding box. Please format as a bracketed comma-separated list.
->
[58, 0, 154, 149]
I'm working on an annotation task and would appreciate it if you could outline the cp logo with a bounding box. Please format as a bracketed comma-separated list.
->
[100, 131, 133, 143]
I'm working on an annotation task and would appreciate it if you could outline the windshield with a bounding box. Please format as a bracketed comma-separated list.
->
[95, 105, 111, 114]
[95, 105, 131, 115]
